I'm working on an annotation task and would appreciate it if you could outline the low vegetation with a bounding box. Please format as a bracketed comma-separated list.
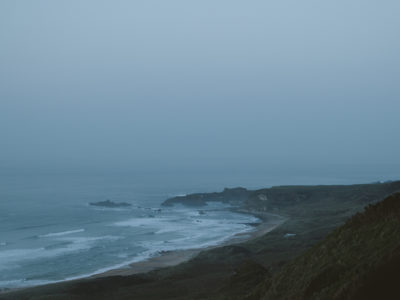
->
[2, 181, 399, 300]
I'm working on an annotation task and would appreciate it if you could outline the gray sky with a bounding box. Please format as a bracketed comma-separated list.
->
[1, 0, 399, 172]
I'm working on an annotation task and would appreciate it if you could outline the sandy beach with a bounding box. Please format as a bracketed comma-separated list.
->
[0, 209, 285, 295]
[92, 211, 286, 278]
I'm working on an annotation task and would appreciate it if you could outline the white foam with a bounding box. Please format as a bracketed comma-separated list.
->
[138, 216, 257, 253]
[0, 248, 153, 289]
[60, 250, 156, 282]
[39, 229, 85, 238]
[173, 193, 187, 197]
[113, 217, 166, 228]
[0, 279, 56, 289]
[114, 211, 258, 242]
[0, 236, 120, 271]
[0, 207, 261, 289]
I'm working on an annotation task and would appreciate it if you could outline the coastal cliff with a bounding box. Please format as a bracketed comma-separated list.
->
[254, 192, 400, 299]
[2, 181, 400, 300]
[163, 181, 400, 218]
[162, 187, 250, 207]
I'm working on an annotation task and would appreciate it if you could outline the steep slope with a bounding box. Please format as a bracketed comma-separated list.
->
[2, 182, 400, 300]
[257, 192, 400, 300]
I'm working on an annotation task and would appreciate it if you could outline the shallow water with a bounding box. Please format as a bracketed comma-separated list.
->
[1, 166, 398, 289]
[0, 172, 261, 289]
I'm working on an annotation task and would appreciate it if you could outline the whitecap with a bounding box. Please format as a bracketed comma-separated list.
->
[39, 229, 85, 238]
[0, 236, 121, 271]
[0, 279, 57, 289]
[113, 217, 168, 228]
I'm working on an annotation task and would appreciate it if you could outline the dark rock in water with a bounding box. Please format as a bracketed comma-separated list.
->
[89, 200, 131, 208]
[198, 210, 206, 215]
[4, 181, 400, 300]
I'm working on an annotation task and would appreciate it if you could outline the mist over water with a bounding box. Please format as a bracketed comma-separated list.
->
[0, 171, 261, 288]
[1, 0, 399, 172]
[1, 165, 398, 288]
[1, 0, 400, 291]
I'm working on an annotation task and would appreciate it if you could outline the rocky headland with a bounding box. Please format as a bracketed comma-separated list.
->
[89, 199, 131, 208]
[2, 180, 400, 300]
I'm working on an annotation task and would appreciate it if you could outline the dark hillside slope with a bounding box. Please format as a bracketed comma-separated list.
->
[2, 182, 400, 300]
[162, 187, 250, 207]
[258, 192, 400, 300]
[245, 182, 400, 215]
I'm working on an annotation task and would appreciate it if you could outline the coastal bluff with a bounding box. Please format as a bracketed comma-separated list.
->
[257, 192, 400, 300]
[162, 187, 250, 207]
[3, 181, 400, 300]
[89, 200, 131, 208]
[162, 182, 400, 215]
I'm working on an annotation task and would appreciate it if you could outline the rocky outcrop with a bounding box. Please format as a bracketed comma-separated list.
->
[89, 200, 131, 208]
[161, 187, 250, 207]
[162, 181, 400, 213]
[4, 181, 400, 300]
[244, 181, 400, 215]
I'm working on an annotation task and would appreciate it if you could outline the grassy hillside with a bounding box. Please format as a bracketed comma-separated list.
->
[162, 187, 250, 207]
[2, 181, 399, 300]
[254, 192, 400, 300]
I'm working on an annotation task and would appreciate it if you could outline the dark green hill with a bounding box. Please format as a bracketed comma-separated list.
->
[162, 187, 250, 207]
[255, 192, 400, 300]
[2, 181, 400, 300]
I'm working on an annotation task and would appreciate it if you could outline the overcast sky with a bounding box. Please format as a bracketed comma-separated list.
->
[1, 0, 399, 172]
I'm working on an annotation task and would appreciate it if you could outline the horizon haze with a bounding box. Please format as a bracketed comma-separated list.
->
[1, 0, 399, 177]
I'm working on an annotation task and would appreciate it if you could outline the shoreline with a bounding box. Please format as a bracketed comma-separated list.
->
[0, 210, 286, 294]
[2, 181, 399, 299]
[92, 211, 286, 278]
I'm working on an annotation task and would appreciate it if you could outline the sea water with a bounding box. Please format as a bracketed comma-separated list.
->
[1, 165, 398, 289]
[0, 170, 263, 289]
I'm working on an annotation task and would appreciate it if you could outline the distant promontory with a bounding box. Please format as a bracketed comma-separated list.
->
[89, 200, 131, 208]
[162, 187, 250, 207]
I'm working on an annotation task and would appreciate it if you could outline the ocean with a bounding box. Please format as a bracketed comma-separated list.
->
[1, 165, 398, 289]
